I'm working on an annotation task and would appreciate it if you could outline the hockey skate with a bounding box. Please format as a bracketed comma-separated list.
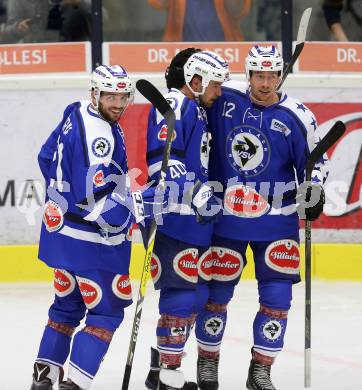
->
[246, 359, 277, 390]
[197, 355, 219, 390]
[158, 367, 198, 390]
[30, 362, 53, 390]
[58, 379, 82, 389]
[145, 347, 160, 389]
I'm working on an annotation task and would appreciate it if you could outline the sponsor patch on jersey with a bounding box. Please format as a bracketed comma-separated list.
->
[112, 274, 132, 300]
[76, 277, 102, 309]
[150, 253, 162, 284]
[54, 269, 76, 297]
[226, 125, 270, 177]
[270, 119, 291, 136]
[200, 131, 211, 177]
[265, 240, 300, 274]
[157, 124, 177, 142]
[260, 319, 283, 342]
[198, 249, 213, 281]
[224, 185, 270, 218]
[210, 247, 243, 281]
[203, 315, 224, 337]
[173, 248, 198, 283]
[43, 200, 64, 232]
[92, 137, 111, 158]
[93, 170, 106, 187]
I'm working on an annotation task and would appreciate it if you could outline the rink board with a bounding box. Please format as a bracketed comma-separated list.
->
[0, 243, 361, 282]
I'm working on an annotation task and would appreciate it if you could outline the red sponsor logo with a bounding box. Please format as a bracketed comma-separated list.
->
[262, 60, 272, 67]
[210, 247, 243, 281]
[43, 200, 63, 232]
[112, 274, 132, 300]
[150, 253, 161, 284]
[198, 249, 213, 281]
[224, 185, 270, 218]
[76, 277, 102, 309]
[173, 248, 198, 283]
[117, 82, 126, 89]
[265, 240, 300, 274]
[93, 170, 105, 187]
[158, 124, 176, 142]
[54, 269, 75, 297]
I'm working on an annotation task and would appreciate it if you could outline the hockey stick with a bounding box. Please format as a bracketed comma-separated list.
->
[304, 120, 345, 388]
[277, 7, 312, 91]
[122, 80, 175, 390]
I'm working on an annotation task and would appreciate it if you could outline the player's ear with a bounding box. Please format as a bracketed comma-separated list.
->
[190, 75, 202, 93]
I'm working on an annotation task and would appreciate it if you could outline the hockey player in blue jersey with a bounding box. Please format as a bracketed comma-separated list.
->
[29, 65, 168, 390]
[195, 45, 327, 390]
[144, 49, 229, 390]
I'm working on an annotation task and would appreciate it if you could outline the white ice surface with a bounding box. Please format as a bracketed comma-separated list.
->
[1, 280, 361, 390]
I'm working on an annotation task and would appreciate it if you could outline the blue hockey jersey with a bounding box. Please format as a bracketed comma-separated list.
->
[146, 88, 213, 246]
[207, 80, 329, 241]
[38, 101, 133, 274]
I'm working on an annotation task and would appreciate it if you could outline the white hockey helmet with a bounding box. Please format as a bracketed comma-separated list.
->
[245, 45, 283, 81]
[184, 50, 230, 97]
[91, 65, 134, 107]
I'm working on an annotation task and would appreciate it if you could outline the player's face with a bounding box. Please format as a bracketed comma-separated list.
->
[249, 71, 280, 105]
[200, 80, 223, 108]
[98, 92, 130, 122]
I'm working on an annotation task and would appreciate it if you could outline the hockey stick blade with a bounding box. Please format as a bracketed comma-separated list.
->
[306, 121, 345, 180]
[136, 79, 171, 117]
[277, 7, 312, 90]
[122, 80, 176, 390]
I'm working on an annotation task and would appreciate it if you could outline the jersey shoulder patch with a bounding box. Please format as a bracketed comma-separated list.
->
[279, 95, 317, 131]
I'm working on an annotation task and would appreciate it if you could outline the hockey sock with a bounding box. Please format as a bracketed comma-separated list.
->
[195, 302, 228, 359]
[157, 314, 191, 367]
[252, 305, 288, 364]
[68, 326, 114, 389]
[36, 320, 75, 383]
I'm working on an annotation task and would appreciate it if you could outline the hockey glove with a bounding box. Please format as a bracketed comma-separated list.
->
[112, 185, 170, 224]
[296, 182, 325, 221]
[191, 181, 222, 225]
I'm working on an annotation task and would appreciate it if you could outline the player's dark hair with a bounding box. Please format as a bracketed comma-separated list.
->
[165, 47, 201, 90]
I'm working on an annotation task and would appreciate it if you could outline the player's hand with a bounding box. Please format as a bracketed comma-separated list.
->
[191, 181, 222, 225]
[296, 182, 325, 221]
[17, 19, 32, 33]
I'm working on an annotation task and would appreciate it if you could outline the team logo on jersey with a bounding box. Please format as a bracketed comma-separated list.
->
[224, 185, 270, 218]
[260, 319, 283, 342]
[157, 124, 177, 142]
[265, 240, 300, 274]
[209, 247, 243, 281]
[203, 315, 224, 337]
[43, 200, 64, 232]
[93, 170, 106, 187]
[198, 249, 213, 281]
[112, 274, 132, 300]
[200, 131, 211, 177]
[226, 125, 270, 177]
[270, 119, 291, 136]
[76, 277, 102, 309]
[92, 137, 111, 158]
[173, 248, 198, 283]
[150, 253, 162, 284]
[54, 269, 76, 297]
